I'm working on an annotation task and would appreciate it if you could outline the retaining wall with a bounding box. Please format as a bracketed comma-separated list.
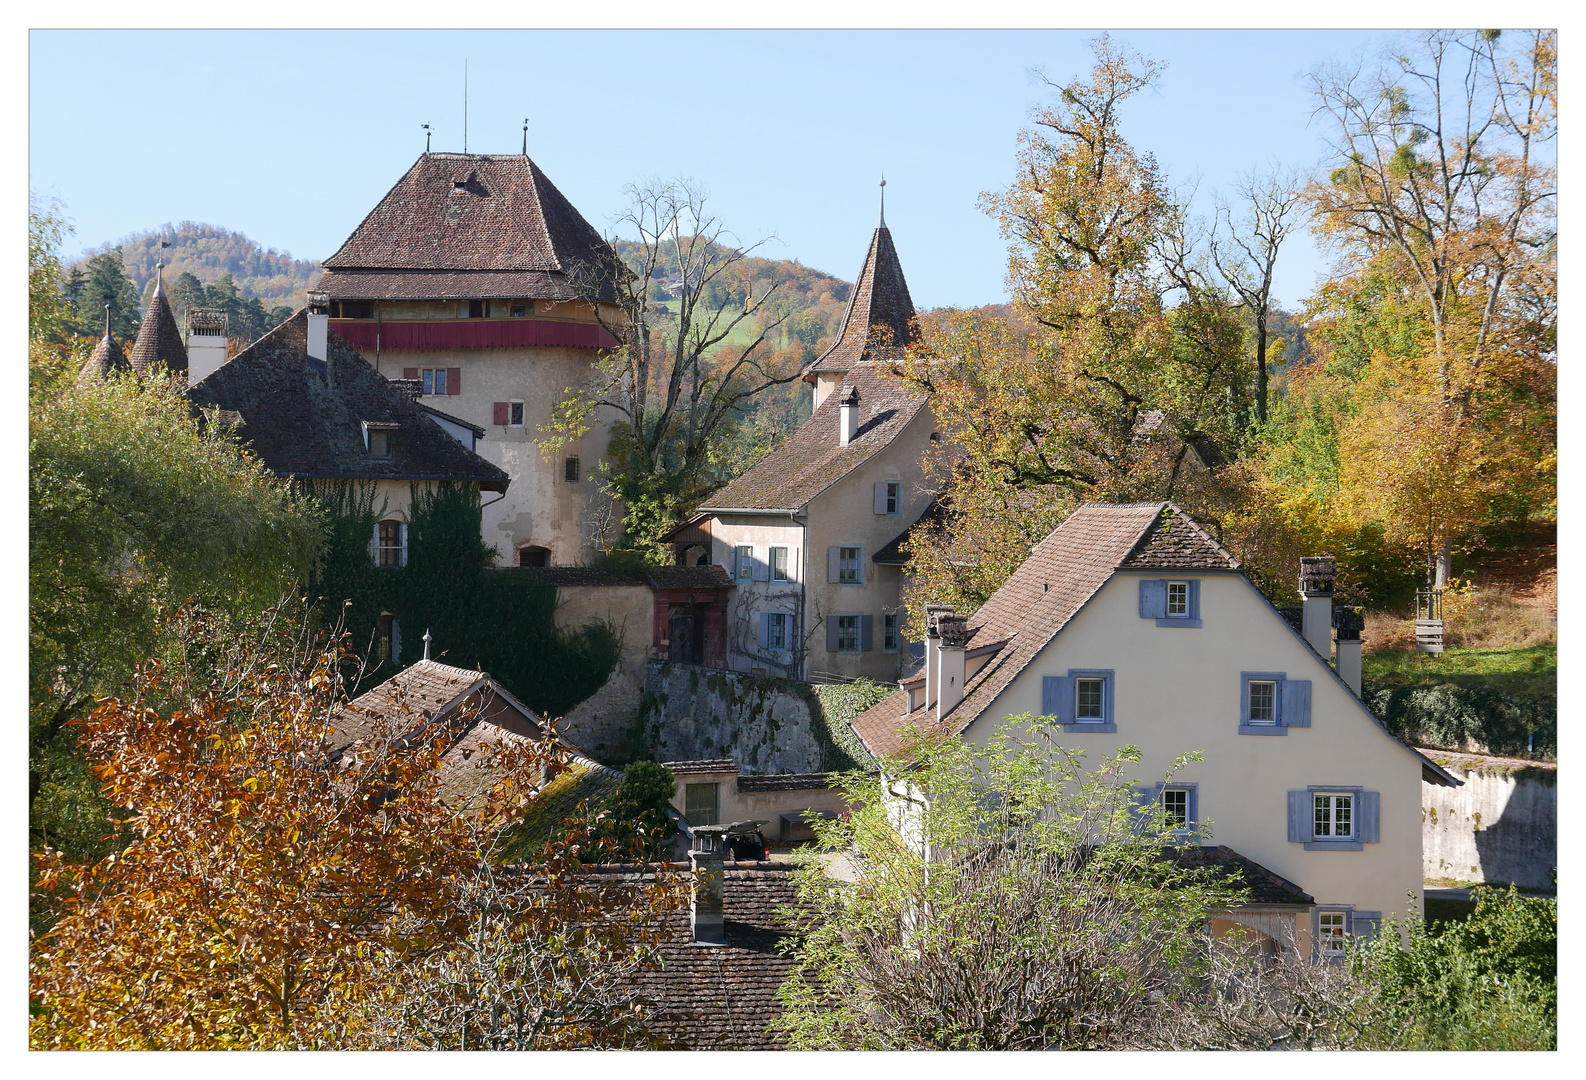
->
[1422, 750, 1556, 890]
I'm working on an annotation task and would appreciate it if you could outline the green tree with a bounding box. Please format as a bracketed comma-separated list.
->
[74, 247, 141, 340]
[593, 760, 677, 860]
[774, 720, 1244, 1049]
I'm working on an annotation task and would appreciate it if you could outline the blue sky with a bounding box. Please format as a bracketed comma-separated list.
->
[29, 29, 1391, 310]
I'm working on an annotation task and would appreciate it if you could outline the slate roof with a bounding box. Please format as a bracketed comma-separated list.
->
[634, 863, 800, 1049]
[188, 310, 509, 490]
[78, 307, 130, 382]
[807, 225, 918, 373]
[318, 153, 620, 303]
[700, 361, 930, 513]
[1168, 846, 1314, 905]
[661, 759, 739, 776]
[1120, 505, 1241, 570]
[127, 276, 188, 377]
[646, 564, 736, 590]
[736, 773, 836, 793]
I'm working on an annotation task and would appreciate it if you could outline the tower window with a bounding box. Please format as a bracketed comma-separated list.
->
[565, 456, 581, 483]
[519, 546, 550, 568]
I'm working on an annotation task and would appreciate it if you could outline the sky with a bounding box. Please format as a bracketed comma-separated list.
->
[29, 29, 1395, 311]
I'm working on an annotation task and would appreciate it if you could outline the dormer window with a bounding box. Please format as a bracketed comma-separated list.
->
[362, 420, 399, 459]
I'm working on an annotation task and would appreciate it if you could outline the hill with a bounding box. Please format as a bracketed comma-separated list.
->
[75, 223, 319, 311]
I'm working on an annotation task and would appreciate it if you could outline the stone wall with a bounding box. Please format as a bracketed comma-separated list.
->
[1422, 750, 1557, 890]
[640, 660, 856, 774]
[554, 583, 652, 761]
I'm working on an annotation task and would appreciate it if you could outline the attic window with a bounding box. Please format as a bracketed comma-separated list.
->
[363, 420, 399, 459]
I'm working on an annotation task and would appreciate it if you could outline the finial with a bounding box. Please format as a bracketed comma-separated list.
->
[879, 173, 886, 227]
[522, 117, 529, 156]
[102, 303, 112, 339]
[422, 629, 432, 661]
[422, 122, 431, 154]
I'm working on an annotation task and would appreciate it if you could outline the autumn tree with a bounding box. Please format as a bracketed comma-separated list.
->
[1306, 28, 1557, 585]
[550, 177, 802, 559]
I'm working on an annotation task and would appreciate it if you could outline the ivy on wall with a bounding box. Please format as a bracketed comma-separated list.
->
[301, 479, 619, 719]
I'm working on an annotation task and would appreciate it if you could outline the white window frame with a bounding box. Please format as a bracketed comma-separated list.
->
[735, 545, 754, 582]
[1166, 580, 1190, 617]
[375, 520, 407, 568]
[836, 614, 862, 654]
[1317, 910, 1348, 957]
[1247, 679, 1278, 724]
[770, 545, 791, 582]
[509, 400, 525, 427]
[1075, 676, 1107, 722]
[885, 481, 901, 515]
[838, 546, 861, 585]
[1161, 787, 1190, 827]
[1313, 792, 1355, 840]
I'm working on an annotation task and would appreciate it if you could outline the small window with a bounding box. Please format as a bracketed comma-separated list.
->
[519, 546, 550, 568]
[1167, 580, 1189, 617]
[565, 456, 581, 483]
[1318, 911, 1348, 956]
[684, 782, 719, 827]
[886, 481, 900, 515]
[510, 303, 528, 317]
[419, 368, 447, 396]
[770, 546, 790, 582]
[768, 612, 789, 651]
[1314, 793, 1354, 840]
[838, 546, 860, 585]
[368, 429, 393, 459]
[468, 300, 486, 319]
[1162, 788, 1189, 826]
[883, 612, 900, 653]
[509, 401, 525, 427]
[735, 545, 754, 581]
[376, 520, 406, 568]
[376, 613, 397, 665]
[1075, 677, 1106, 722]
[836, 615, 861, 653]
[1248, 680, 1277, 724]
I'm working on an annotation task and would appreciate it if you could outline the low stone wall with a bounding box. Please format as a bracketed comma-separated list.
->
[640, 660, 857, 774]
[1422, 749, 1556, 890]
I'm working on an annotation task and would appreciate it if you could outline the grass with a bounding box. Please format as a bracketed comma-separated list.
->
[1362, 644, 1556, 700]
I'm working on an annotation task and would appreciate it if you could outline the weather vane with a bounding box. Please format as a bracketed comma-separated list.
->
[422, 122, 431, 154]
[879, 173, 887, 226]
[522, 117, 529, 156]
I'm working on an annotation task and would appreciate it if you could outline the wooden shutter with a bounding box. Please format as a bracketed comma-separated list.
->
[1350, 911, 1383, 939]
[1139, 579, 1167, 619]
[759, 613, 771, 649]
[390, 620, 401, 665]
[371, 521, 381, 566]
[860, 615, 874, 652]
[1282, 678, 1312, 727]
[447, 367, 461, 394]
[854, 547, 864, 584]
[1188, 578, 1201, 620]
[403, 367, 419, 380]
[752, 552, 770, 581]
[1287, 790, 1310, 842]
[1129, 784, 1158, 829]
[874, 482, 889, 514]
[493, 402, 509, 425]
[1358, 790, 1380, 843]
[1041, 674, 1075, 723]
[825, 617, 840, 653]
[399, 522, 408, 568]
[827, 546, 840, 583]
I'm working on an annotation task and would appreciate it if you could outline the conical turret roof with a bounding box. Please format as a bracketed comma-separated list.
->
[77, 306, 131, 383]
[128, 275, 189, 377]
[807, 225, 918, 374]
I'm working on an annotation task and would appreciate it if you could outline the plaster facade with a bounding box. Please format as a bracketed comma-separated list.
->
[953, 570, 1428, 941]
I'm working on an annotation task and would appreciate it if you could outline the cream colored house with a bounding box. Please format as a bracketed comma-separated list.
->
[316, 152, 623, 568]
[850, 502, 1461, 959]
[673, 218, 937, 682]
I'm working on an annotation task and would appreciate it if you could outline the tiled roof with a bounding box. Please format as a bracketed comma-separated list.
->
[1119, 504, 1241, 570]
[700, 361, 930, 513]
[1167, 846, 1314, 905]
[319, 153, 619, 303]
[807, 226, 917, 374]
[78, 321, 130, 383]
[187, 310, 510, 490]
[851, 503, 1167, 759]
[418, 401, 485, 436]
[646, 564, 736, 590]
[634, 864, 799, 1049]
[736, 773, 836, 793]
[314, 269, 587, 302]
[661, 759, 739, 776]
[127, 278, 188, 377]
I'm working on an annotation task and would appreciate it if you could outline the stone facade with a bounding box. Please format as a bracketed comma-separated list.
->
[1421, 751, 1557, 890]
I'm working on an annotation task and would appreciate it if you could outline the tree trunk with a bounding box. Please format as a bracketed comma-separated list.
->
[1434, 538, 1452, 589]
[1254, 315, 1269, 425]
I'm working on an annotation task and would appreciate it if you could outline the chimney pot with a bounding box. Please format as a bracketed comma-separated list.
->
[1333, 607, 1364, 696]
[688, 826, 727, 946]
[1298, 556, 1335, 659]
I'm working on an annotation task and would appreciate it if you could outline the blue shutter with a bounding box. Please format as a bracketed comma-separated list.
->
[874, 482, 889, 514]
[1042, 675, 1075, 723]
[1358, 790, 1380, 843]
[1282, 678, 1312, 727]
[371, 521, 380, 566]
[390, 619, 401, 665]
[1139, 579, 1167, 619]
[1350, 911, 1383, 939]
[732, 546, 742, 578]
[399, 522, 408, 567]
[855, 547, 865, 584]
[825, 617, 840, 653]
[759, 613, 771, 648]
[1287, 790, 1310, 842]
[1186, 784, 1199, 825]
[1188, 578, 1201, 620]
[860, 615, 874, 652]
[1131, 785, 1159, 829]
[827, 546, 840, 583]
[752, 552, 770, 581]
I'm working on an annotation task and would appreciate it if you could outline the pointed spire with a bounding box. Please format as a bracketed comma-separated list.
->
[522, 117, 529, 156]
[879, 173, 886, 227]
[806, 217, 918, 375]
[127, 277, 189, 379]
[78, 304, 130, 383]
[422, 629, 433, 661]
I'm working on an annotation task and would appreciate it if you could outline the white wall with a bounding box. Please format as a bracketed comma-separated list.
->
[961, 570, 1427, 933]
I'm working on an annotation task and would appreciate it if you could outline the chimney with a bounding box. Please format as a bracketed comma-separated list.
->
[306, 290, 330, 367]
[185, 309, 229, 387]
[922, 602, 952, 712]
[933, 610, 968, 722]
[688, 826, 727, 946]
[1334, 606, 1364, 697]
[838, 385, 860, 447]
[1298, 556, 1336, 660]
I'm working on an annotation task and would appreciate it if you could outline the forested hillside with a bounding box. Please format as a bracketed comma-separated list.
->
[76, 222, 319, 310]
